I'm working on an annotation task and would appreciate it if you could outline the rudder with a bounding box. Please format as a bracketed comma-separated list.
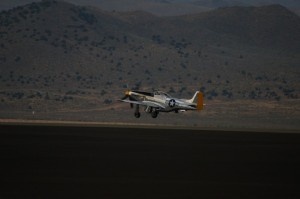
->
[196, 92, 204, 110]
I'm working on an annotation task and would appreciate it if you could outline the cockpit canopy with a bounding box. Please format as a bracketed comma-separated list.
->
[154, 91, 172, 98]
[132, 90, 172, 98]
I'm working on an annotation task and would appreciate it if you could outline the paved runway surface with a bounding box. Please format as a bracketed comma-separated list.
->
[0, 124, 300, 199]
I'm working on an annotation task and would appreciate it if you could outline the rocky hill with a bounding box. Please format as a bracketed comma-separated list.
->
[0, 0, 299, 122]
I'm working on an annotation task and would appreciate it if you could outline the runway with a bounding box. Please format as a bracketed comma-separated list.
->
[0, 124, 299, 199]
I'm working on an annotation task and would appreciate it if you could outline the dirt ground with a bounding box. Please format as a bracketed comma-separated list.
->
[0, 99, 299, 132]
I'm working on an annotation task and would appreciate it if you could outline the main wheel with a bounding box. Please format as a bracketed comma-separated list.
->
[134, 112, 141, 118]
[151, 111, 158, 118]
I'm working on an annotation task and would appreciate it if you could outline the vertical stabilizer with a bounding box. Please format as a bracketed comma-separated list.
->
[186, 91, 204, 110]
[196, 92, 204, 110]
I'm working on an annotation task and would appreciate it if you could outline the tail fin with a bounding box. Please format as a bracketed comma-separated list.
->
[186, 91, 204, 110]
[196, 92, 204, 110]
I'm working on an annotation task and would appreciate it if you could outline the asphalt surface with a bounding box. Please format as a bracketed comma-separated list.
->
[0, 124, 300, 199]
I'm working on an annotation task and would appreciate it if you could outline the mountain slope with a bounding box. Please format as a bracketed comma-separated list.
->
[176, 4, 300, 50]
[0, 0, 299, 114]
[2, 0, 300, 16]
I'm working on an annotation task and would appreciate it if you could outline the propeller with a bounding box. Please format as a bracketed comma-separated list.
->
[121, 90, 130, 100]
[121, 83, 130, 100]
[121, 89, 133, 108]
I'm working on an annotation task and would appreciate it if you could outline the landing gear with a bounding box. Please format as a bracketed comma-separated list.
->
[133, 105, 159, 118]
[151, 111, 158, 118]
[134, 112, 141, 118]
[144, 106, 153, 113]
[134, 104, 140, 118]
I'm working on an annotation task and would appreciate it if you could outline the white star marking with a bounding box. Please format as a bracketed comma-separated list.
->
[169, 99, 176, 107]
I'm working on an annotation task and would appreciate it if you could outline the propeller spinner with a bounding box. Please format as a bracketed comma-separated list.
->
[121, 90, 133, 108]
[121, 90, 130, 100]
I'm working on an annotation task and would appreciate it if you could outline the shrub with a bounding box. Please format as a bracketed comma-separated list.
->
[200, 86, 205, 92]
[104, 99, 112, 104]
[101, 90, 107, 96]
[78, 8, 97, 24]
[12, 92, 24, 99]
[15, 56, 21, 62]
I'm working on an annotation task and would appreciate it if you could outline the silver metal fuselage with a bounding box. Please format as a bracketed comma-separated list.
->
[128, 91, 196, 112]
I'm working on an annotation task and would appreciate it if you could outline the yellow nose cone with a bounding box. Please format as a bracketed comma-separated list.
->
[125, 90, 130, 96]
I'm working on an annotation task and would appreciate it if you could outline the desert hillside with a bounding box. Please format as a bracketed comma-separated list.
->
[0, 0, 299, 127]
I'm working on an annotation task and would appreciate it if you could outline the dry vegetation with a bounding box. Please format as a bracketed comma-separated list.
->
[0, 0, 299, 130]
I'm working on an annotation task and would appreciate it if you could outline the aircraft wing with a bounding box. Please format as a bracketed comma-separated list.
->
[142, 100, 166, 109]
[119, 100, 165, 109]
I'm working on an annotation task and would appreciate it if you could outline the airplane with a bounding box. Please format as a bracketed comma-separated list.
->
[119, 90, 204, 118]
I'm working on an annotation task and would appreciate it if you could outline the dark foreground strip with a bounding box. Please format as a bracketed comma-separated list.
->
[0, 125, 300, 199]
